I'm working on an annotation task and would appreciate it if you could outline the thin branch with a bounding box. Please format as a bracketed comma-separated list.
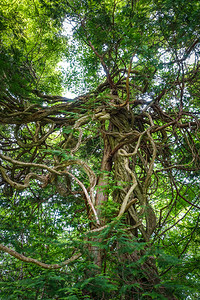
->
[65, 171, 100, 225]
[0, 243, 81, 269]
[0, 167, 48, 190]
[117, 149, 138, 217]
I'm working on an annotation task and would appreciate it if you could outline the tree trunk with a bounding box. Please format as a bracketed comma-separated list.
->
[90, 108, 176, 299]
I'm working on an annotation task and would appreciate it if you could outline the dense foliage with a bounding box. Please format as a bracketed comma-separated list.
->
[0, 0, 200, 299]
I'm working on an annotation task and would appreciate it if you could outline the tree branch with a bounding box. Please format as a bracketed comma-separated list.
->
[0, 243, 81, 269]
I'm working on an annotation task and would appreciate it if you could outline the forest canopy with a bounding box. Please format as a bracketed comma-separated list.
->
[0, 0, 200, 299]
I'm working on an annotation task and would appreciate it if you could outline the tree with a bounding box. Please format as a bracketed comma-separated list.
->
[0, 0, 200, 299]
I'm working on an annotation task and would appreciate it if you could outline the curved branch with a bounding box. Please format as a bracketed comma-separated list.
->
[0, 153, 61, 175]
[14, 123, 55, 149]
[144, 129, 157, 190]
[117, 149, 138, 217]
[65, 171, 100, 225]
[0, 167, 48, 190]
[71, 128, 83, 155]
[0, 243, 81, 269]
[118, 131, 145, 157]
